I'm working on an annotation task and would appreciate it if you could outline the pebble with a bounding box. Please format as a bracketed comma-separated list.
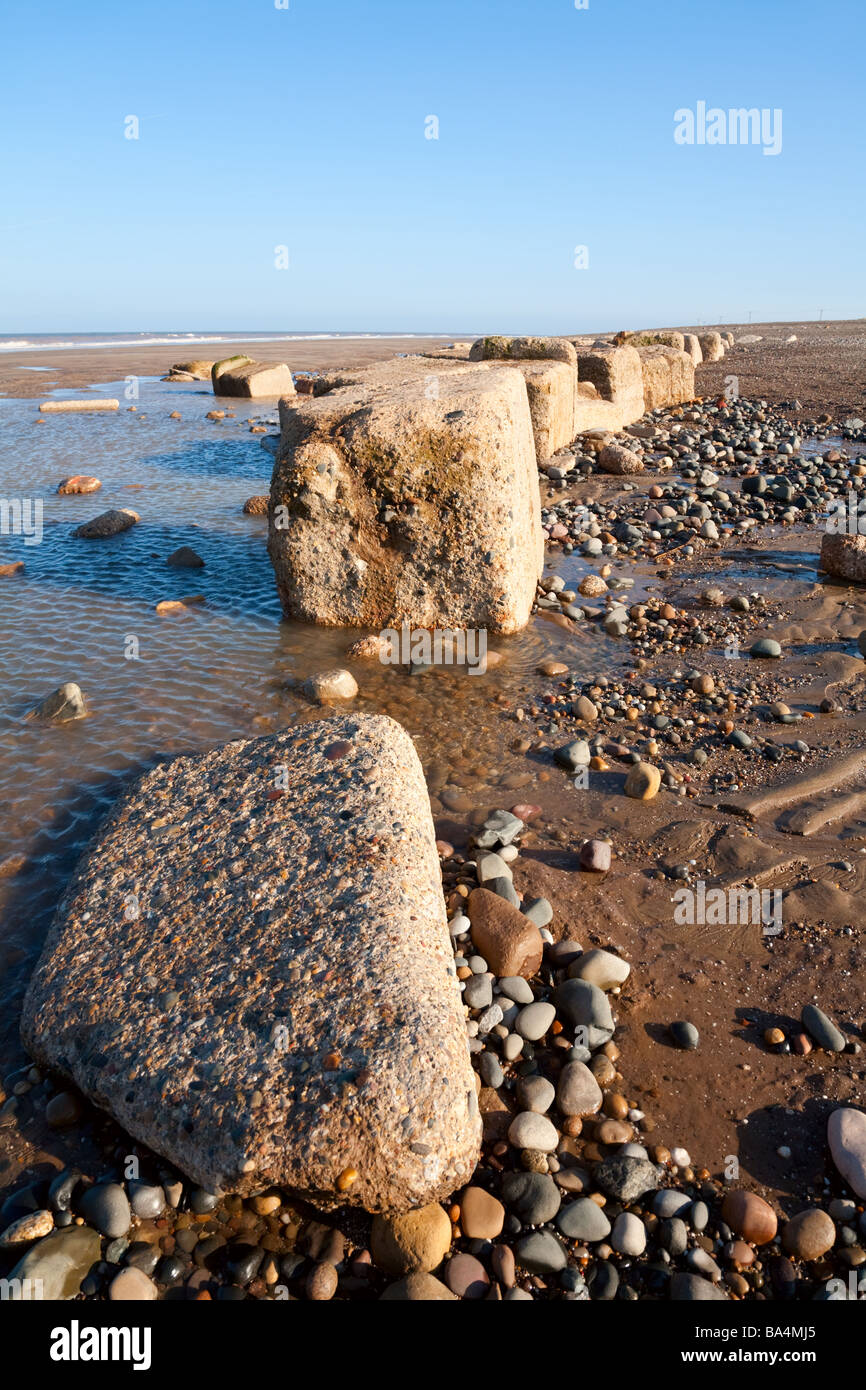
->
[624, 762, 661, 800]
[515, 1001, 556, 1041]
[801, 1003, 846, 1052]
[501, 1171, 561, 1224]
[783, 1209, 836, 1261]
[721, 1190, 778, 1245]
[445, 1252, 489, 1298]
[828, 1108, 866, 1199]
[516, 1074, 555, 1113]
[370, 1203, 452, 1274]
[669, 1020, 699, 1050]
[108, 1267, 158, 1301]
[79, 1183, 131, 1239]
[507, 1112, 559, 1153]
[515, 1230, 567, 1274]
[611, 1211, 646, 1256]
[556, 1198, 611, 1242]
[460, 1186, 505, 1239]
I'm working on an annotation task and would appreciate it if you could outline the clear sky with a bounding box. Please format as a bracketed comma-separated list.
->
[2, 0, 863, 333]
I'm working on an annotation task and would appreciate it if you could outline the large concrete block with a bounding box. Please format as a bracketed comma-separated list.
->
[214, 362, 296, 398]
[468, 336, 577, 366]
[571, 343, 645, 434]
[635, 330, 686, 352]
[513, 360, 576, 461]
[682, 333, 703, 366]
[636, 345, 695, 411]
[269, 367, 543, 634]
[22, 714, 481, 1213]
[697, 332, 725, 363]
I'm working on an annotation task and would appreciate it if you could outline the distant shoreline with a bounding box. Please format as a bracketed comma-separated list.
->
[0, 335, 457, 400]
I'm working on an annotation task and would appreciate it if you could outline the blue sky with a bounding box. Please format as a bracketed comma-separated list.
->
[2, 0, 863, 332]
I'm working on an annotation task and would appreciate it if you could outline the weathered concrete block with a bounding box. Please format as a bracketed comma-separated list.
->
[682, 333, 703, 366]
[514, 360, 576, 461]
[22, 713, 481, 1213]
[269, 367, 543, 633]
[215, 362, 296, 398]
[571, 343, 645, 434]
[211, 355, 253, 389]
[635, 330, 686, 352]
[39, 399, 119, 414]
[636, 345, 695, 411]
[468, 336, 577, 366]
[697, 332, 725, 363]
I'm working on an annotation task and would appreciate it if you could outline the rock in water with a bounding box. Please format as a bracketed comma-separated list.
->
[214, 362, 296, 398]
[73, 508, 139, 539]
[827, 1108, 866, 1198]
[268, 367, 543, 634]
[21, 713, 480, 1212]
[29, 682, 87, 722]
[57, 475, 102, 495]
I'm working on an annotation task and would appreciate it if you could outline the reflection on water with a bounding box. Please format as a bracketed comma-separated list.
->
[0, 378, 622, 1057]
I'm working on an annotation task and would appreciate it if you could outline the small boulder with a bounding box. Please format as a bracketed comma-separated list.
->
[599, 442, 643, 475]
[57, 475, 101, 495]
[302, 668, 358, 702]
[166, 546, 205, 568]
[29, 682, 87, 723]
[73, 508, 139, 539]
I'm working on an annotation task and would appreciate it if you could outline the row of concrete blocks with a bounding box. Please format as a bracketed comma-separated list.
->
[265, 331, 726, 638]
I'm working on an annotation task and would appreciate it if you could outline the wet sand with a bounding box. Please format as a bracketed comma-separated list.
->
[0, 336, 454, 399]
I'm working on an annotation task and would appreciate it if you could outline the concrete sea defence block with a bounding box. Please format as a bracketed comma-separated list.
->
[468, 336, 577, 366]
[571, 343, 645, 434]
[21, 713, 481, 1213]
[269, 366, 543, 634]
[635, 345, 696, 411]
[697, 332, 725, 363]
[512, 360, 577, 461]
[214, 362, 296, 398]
[682, 333, 703, 366]
[634, 330, 686, 352]
[211, 355, 253, 390]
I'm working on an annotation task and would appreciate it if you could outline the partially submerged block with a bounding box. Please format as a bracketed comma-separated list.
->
[635, 345, 695, 411]
[215, 362, 296, 398]
[22, 714, 481, 1213]
[269, 367, 543, 633]
[211, 355, 253, 389]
